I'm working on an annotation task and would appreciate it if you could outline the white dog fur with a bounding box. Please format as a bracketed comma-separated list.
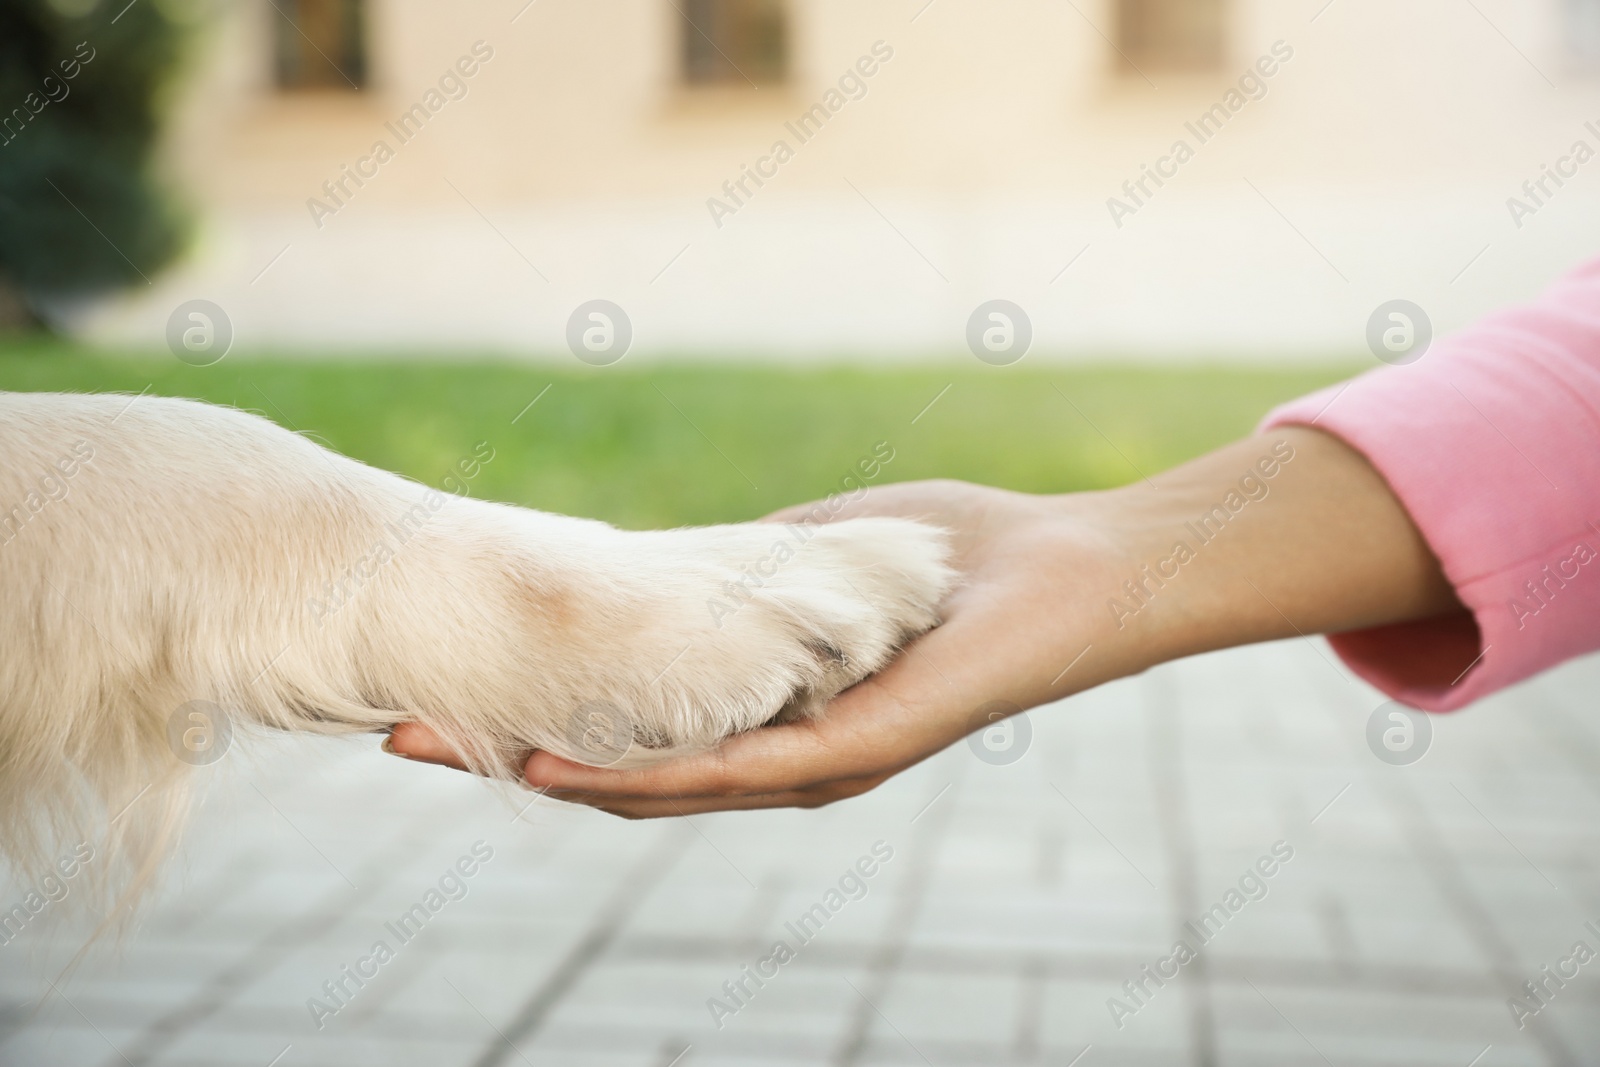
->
[0, 391, 953, 910]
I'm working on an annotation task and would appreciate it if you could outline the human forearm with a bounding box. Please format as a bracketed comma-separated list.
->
[1087, 426, 1464, 672]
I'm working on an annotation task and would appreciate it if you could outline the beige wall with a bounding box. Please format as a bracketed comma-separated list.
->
[85, 0, 1600, 356]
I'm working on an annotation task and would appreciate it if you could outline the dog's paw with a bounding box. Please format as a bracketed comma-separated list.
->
[495, 515, 956, 769]
[271, 483, 954, 776]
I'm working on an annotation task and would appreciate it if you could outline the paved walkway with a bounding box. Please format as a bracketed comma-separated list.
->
[4, 640, 1600, 1067]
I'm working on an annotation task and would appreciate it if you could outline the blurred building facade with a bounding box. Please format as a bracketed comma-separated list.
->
[83, 0, 1600, 358]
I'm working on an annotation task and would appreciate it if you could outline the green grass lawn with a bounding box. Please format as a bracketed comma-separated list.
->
[0, 339, 1358, 529]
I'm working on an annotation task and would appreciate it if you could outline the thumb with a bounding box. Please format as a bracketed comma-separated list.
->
[384, 722, 468, 770]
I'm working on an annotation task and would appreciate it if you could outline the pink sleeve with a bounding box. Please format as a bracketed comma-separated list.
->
[1261, 257, 1600, 711]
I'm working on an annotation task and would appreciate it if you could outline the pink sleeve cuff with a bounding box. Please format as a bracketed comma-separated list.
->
[1262, 257, 1600, 711]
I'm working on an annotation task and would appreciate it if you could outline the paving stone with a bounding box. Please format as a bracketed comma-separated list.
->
[2, 642, 1598, 1066]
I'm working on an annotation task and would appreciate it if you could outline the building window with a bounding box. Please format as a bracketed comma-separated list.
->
[1116, 0, 1226, 73]
[680, 0, 788, 87]
[274, 0, 367, 90]
[1571, 0, 1600, 73]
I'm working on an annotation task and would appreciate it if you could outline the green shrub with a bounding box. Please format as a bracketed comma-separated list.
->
[0, 0, 194, 328]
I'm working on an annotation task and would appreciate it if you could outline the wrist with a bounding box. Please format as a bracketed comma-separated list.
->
[1073, 430, 1325, 670]
[1081, 475, 1260, 669]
